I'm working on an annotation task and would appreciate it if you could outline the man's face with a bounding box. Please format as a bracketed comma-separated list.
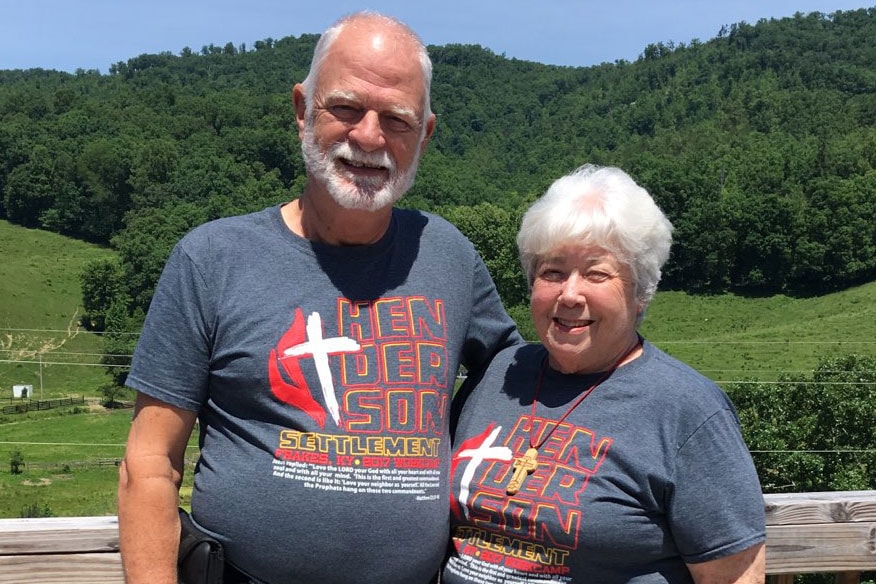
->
[301, 113, 421, 212]
[296, 25, 435, 211]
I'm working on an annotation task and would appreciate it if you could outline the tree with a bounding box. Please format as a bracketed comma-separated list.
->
[2, 145, 56, 228]
[437, 202, 528, 310]
[725, 191, 797, 293]
[100, 382, 127, 408]
[112, 201, 209, 314]
[127, 139, 181, 210]
[101, 301, 142, 387]
[663, 198, 733, 292]
[74, 138, 134, 242]
[793, 173, 876, 292]
[80, 257, 125, 331]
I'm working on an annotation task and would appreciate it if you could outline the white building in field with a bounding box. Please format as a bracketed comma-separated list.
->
[12, 384, 33, 399]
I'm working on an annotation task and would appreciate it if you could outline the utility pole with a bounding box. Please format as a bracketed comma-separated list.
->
[38, 353, 43, 400]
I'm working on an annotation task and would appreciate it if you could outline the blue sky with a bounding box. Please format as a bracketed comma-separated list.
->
[0, 0, 871, 73]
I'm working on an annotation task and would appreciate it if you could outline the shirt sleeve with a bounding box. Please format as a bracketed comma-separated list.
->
[667, 407, 767, 563]
[460, 253, 524, 376]
[125, 241, 215, 411]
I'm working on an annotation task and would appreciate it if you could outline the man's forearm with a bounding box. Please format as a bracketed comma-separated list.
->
[118, 458, 182, 584]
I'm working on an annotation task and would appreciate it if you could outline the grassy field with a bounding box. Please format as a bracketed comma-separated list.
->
[0, 219, 874, 518]
[513, 281, 876, 383]
[0, 220, 114, 399]
[0, 405, 198, 518]
[640, 285, 876, 382]
[0, 406, 131, 517]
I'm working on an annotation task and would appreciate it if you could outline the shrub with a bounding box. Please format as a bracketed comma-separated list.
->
[9, 450, 24, 475]
[20, 502, 54, 518]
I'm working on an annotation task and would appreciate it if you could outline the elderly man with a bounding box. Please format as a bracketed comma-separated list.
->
[118, 11, 520, 584]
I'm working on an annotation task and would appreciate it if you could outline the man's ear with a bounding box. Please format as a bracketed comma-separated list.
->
[419, 112, 437, 155]
[292, 84, 307, 140]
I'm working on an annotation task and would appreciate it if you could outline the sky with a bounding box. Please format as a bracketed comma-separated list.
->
[0, 0, 872, 73]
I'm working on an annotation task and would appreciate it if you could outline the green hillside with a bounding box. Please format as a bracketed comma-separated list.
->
[640, 284, 876, 382]
[0, 220, 114, 398]
[508, 282, 876, 383]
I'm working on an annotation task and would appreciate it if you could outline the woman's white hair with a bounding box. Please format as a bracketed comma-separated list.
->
[517, 164, 674, 314]
[300, 11, 433, 122]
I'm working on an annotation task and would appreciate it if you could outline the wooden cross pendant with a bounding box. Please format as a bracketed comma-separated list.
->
[506, 447, 539, 495]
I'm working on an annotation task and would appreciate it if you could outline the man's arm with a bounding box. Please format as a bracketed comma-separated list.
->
[461, 255, 524, 374]
[687, 542, 765, 584]
[118, 392, 198, 584]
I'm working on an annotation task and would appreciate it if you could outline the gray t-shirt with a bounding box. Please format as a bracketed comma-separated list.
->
[443, 341, 765, 583]
[125, 205, 520, 584]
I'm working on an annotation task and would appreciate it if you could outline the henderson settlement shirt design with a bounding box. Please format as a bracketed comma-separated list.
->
[269, 297, 448, 501]
[450, 416, 611, 581]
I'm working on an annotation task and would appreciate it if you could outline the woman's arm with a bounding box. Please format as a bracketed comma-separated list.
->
[687, 542, 765, 584]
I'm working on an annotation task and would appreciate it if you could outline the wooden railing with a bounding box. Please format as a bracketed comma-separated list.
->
[765, 491, 876, 583]
[0, 515, 121, 583]
[0, 491, 874, 583]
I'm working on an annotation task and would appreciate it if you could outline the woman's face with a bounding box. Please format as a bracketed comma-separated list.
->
[530, 244, 642, 374]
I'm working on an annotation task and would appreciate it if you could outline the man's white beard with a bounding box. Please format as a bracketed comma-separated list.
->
[302, 127, 420, 212]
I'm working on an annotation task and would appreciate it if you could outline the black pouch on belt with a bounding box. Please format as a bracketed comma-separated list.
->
[178, 508, 225, 584]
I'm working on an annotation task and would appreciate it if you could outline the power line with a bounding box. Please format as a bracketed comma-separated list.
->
[751, 449, 876, 453]
[4, 328, 876, 344]
[656, 340, 876, 344]
[0, 359, 873, 381]
[0, 441, 126, 447]
[0, 441, 871, 456]
[0, 440, 199, 450]
[0, 359, 130, 369]
[0, 327, 141, 336]
[716, 380, 876, 386]
[0, 350, 128, 357]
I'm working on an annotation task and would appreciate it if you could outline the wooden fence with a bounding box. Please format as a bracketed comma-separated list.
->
[0, 491, 874, 582]
[0, 396, 86, 415]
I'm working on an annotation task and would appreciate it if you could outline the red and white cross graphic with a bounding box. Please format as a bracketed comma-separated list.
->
[283, 311, 361, 426]
[455, 425, 513, 519]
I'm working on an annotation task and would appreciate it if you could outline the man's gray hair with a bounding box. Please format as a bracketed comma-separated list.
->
[517, 164, 674, 316]
[300, 11, 433, 121]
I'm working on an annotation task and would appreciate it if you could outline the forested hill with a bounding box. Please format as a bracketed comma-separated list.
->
[1, 8, 875, 324]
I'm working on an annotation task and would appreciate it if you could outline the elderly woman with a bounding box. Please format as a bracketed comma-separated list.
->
[443, 165, 765, 583]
